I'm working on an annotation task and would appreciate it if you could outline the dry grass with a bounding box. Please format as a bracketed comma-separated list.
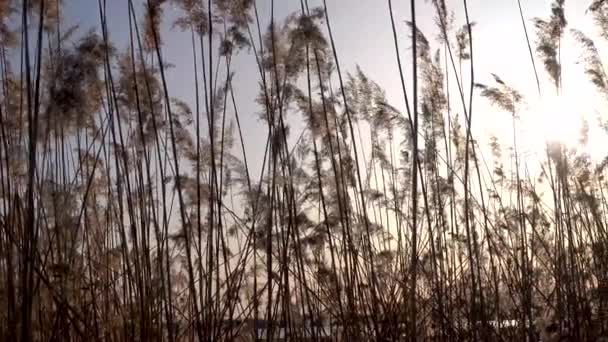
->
[1, 0, 608, 341]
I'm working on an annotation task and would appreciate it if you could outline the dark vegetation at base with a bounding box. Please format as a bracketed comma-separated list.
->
[1, 0, 608, 341]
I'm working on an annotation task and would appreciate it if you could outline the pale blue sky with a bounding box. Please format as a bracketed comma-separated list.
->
[60, 0, 606, 170]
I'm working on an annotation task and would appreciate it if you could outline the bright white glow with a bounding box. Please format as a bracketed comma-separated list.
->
[527, 94, 585, 148]
[515, 91, 608, 163]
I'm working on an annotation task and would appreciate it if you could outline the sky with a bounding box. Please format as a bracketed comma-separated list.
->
[59, 0, 608, 175]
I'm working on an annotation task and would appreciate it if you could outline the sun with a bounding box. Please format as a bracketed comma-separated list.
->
[532, 94, 585, 147]
[519, 93, 591, 153]
[517, 92, 608, 162]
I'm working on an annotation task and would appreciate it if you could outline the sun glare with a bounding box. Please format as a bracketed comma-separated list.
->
[515, 92, 608, 164]
[532, 95, 584, 147]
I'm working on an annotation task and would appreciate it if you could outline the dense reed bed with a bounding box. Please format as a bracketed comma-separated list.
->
[1, 0, 608, 341]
